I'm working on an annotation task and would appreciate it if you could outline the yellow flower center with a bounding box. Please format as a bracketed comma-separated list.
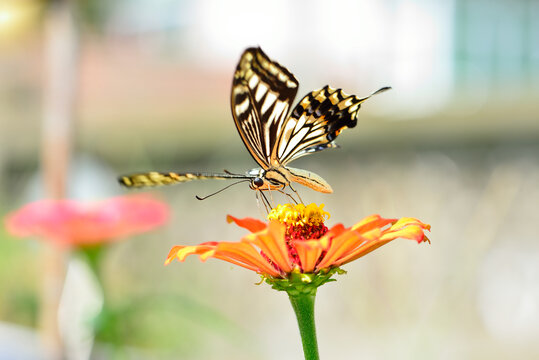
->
[267, 203, 330, 227]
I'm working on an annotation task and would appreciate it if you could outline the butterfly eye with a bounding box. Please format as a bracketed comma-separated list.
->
[253, 177, 264, 187]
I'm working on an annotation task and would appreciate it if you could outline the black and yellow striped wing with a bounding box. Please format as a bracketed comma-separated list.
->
[231, 47, 389, 169]
[231, 47, 299, 169]
[274, 85, 390, 165]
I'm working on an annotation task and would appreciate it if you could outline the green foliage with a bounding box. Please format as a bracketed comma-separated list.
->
[0, 226, 39, 327]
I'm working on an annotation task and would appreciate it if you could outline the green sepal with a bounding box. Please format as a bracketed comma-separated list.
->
[262, 267, 346, 296]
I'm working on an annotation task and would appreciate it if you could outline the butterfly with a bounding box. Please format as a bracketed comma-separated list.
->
[119, 47, 389, 199]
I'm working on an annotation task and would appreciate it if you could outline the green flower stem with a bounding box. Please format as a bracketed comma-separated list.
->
[79, 245, 105, 280]
[288, 291, 320, 360]
[77, 245, 109, 337]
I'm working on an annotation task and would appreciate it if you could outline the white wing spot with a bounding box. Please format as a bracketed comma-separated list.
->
[295, 116, 306, 130]
[248, 74, 259, 89]
[235, 97, 250, 114]
[284, 127, 309, 156]
[272, 101, 287, 122]
[339, 97, 354, 109]
[255, 83, 268, 102]
[261, 91, 277, 115]
[329, 92, 340, 104]
[315, 92, 326, 102]
[278, 120, 297, 158]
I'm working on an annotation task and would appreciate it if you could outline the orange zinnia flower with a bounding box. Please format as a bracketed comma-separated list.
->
[166, 203, 429, 290]
[5, 194, 169, 247]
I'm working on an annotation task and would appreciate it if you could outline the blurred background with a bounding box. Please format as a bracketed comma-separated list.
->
[1, 0, 538, 359]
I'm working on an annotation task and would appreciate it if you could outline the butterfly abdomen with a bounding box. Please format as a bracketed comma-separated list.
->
[286, 167, 333, 194]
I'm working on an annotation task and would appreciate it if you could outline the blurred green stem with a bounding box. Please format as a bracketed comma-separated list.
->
[80, 245, 105, 281]
[78, 245, 109, 336]
[288, 291, 320, 360]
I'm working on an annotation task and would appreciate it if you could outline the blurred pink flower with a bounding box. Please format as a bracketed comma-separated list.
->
[5, 195, 169, 247]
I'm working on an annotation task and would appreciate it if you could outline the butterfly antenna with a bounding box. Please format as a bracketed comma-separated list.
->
[195, 179, 251, 200]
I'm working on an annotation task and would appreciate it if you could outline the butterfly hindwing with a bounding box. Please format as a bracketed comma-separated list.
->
[231, 47, 299, 169]
[231, 48, 384, 170]
[274, 85, 374, 165]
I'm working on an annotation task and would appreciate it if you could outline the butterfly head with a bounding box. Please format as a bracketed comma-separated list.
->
[249, 176, 265, 190]
[247, 168, 266, 190]
[247, 168, 289, 191]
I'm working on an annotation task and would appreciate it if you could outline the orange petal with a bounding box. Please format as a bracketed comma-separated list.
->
[165, 240, 281, 277]
[226, 215, 266, 233]
[293, 223, 356, 271]
[314, 223, 347, 250]
[382, 218, 431, 243]
[381, 225, 429, 243]
[165, 245, 185, 265]
[351, 214, 396, 234]
[390, 217, 431, 231]
[209, 242, 281, 276]
[336, 219, 431, 266]
[243, 221, 293, 273]
[294, 240, 323, 273]
[335, 239, 391, 266]
[316, 230, 367, 270]
[165, 243, 216, 265]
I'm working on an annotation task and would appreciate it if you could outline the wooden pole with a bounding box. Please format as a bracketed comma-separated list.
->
[41, 0, 78, 358]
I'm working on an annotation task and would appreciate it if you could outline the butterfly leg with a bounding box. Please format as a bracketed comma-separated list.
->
[277, 189, 299, 205]
[257, 190, 272, 214]
[288, 184, 304, 205]
[255, 192, 267, 216]
[267, 187, 276, 208]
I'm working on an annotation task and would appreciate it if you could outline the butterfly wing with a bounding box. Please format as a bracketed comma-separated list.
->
[231, 47, 299, 169]
[273, 85, 390, 165]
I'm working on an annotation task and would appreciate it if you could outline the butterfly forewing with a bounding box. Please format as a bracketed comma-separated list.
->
[231, 47, 299, 169]
[231, 84, 267, 167]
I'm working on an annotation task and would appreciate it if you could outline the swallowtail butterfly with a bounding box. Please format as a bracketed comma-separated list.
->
[119, 47, 389, 197]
